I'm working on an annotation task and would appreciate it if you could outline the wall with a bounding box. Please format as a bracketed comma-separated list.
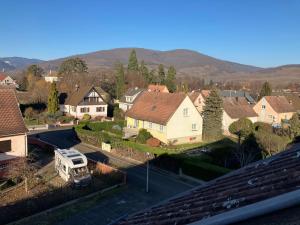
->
[167, 96, 203, 144]
[0, 134, 27, 161]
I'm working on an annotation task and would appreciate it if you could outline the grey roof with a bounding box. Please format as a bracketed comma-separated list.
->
[220, 90, 255, 104]
[120, 87, 144, 103]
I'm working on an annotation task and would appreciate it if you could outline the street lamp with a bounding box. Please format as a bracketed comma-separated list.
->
[146, 152, 150, 193]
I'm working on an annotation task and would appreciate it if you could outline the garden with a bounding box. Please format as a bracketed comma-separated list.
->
[75, 120, 236, 181]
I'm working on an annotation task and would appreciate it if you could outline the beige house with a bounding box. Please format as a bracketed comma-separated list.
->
[189, 90, 210, 112]
[126, 92, 203, 145]
[222, 97, 258, 135]
[60, 86, 108, 119]
[253, 96, 295, 125]
[0, 89, 28, 177]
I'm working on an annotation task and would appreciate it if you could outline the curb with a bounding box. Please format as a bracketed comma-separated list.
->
[7, 182, 125, 225]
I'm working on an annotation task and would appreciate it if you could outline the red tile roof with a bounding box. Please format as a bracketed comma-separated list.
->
[264, 96, 295, 113]
[125, 92, 186, 125]
[189, 91, 201, 102]
[0, 73, 7, 81]
[223, 97, 258, 119]
[148, 84, 169, 93]
[0, 89, 27, 137]
[118, 146, 300, 225]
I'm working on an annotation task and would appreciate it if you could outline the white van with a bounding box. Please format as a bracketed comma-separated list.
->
[54, 148, 91, 187]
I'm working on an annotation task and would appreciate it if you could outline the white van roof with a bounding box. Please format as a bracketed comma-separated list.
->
[55, 148, 88, 168]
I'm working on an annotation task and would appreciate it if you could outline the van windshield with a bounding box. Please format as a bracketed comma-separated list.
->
[72, 158, 84, 165]
[71, 166, 89, 178]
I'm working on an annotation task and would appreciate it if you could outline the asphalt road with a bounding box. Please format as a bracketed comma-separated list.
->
[30, 128, 198, 225]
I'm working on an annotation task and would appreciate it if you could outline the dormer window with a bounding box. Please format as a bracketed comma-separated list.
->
[126, 96, 132, 102]
[262, 105, 266, 109]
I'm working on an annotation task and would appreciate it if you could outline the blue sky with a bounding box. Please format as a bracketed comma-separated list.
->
[0, 0, 299, 67]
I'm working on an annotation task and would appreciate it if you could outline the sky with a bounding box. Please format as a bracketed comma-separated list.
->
[0, 0, 299, 67]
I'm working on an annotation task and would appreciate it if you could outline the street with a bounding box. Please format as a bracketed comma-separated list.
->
[29, 128, 198, 225]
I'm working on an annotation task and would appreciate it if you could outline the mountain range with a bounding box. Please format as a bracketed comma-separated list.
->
[1, 48, 300, 84]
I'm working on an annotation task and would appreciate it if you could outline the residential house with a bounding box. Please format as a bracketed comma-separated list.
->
[60, 86, 108, 119]
[119, 87, 144, 112]
[220, 90, 256, 104]
[0, 73, 19, 88]
[273, 92, 300, 113]
[118, 145, 300, 225]
[222, 97, 258, 135]
[253, 96, 295, 125]
[125, 92, 203, 145]
[189, 90, 210, 112]
[148, 84, 169, 93]
[0, 88, 28, 177]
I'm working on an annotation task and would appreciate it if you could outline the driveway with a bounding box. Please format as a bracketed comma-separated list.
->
[29, 129, 198, 225]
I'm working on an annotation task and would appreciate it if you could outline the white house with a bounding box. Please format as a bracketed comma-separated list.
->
[60, 86, 108, 119]
[119, 87, 144, 112]
[0, 73, 19, 88]
[44, 70, 61, 83]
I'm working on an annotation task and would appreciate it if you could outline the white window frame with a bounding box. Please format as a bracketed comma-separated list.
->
[149, 122, 152, 129]
[159, 125, 164, 132]
[192, 123, 197, 131]
[183, 108, 189, 117]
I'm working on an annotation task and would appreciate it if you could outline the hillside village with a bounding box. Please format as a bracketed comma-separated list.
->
[1, 49, 300, 225]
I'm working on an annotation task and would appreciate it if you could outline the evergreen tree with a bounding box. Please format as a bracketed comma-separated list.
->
[115, 62, 125, 100]
[259, 81, 272, 99]
[58, 57, 88, 75]
[158, 64, 165, 84]
[290, 113, 300, 139]
[128, 49, 139, 71]
[47, 82, 59, 114]
[166, 66, 176, 92]
[202, 88, 223, 141]
[139, 60, 149, 83]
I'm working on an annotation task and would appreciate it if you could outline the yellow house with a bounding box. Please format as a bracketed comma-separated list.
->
[125, 92, 203, 145]
[253, 96, 295, 125]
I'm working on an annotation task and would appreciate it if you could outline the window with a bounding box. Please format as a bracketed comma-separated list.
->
[134, 119, 138, 128]
[96, 107, 105, 112]
[262, 105, 266, 109]
[149, 122, 152, 129]
[183, 108, 189, 117]
[160, 125, 164, 132]
[72, 106, 76, 112]
[192, 123, 197, 131]
[0, 140, 11, 153]
[0, 163, 8, 170]
[80, 107, 89, 113]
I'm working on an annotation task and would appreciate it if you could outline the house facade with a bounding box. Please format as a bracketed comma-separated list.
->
[0, 73, 19, 88]
[253, 96, 295, 125]
[222, 97, 258, 135]
[189, 90, 209, 112]
[126, 92, 203, 145]
[0, 89, 28, 177]
[119, 87, 144, 112]
[60, 86, 108, 119]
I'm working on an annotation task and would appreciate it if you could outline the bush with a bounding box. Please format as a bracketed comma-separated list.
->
[229, 118, 253, 137]
[136, 129, 153, 144]
[113, 107, 125, 121]
[254, 122, 272, 133]
[58, 116, 74, 123]
[24, 107, 34, 119]
[82, 114, 91, 121]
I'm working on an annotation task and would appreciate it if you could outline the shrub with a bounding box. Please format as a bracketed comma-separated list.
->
[253, 122, 272, 133]
[58, 116, 74, 123]
[24, 107, 34, 119]
[136, 129, 153, 144]
[82, 114, 91, 121]
[229, 118, 254, 137]
[113, 107, 125, 121]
